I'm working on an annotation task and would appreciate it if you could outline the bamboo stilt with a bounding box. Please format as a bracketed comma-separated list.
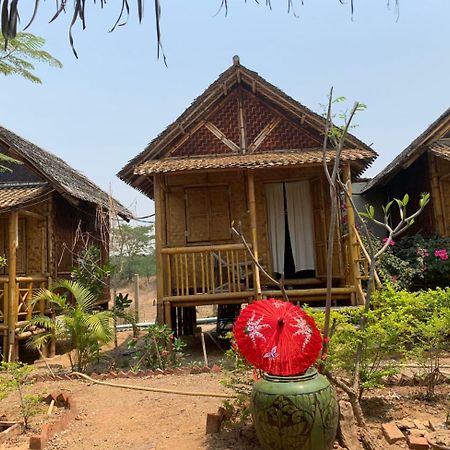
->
[247, 171, 261, 298]
[7, 212, 18, 361]
[154, 174, 165, 324]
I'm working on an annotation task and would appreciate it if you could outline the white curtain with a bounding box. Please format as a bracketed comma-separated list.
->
[265, 183, 285, 274]
[285, 181, 315, 272]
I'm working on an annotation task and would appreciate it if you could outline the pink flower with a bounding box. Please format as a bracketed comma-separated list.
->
[417, 248, 429, 257]
[434, 249, 448, 261]
[383, 237, 395, 246]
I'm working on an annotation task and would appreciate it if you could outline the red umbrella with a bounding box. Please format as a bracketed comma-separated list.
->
[234, 299, 322, 376]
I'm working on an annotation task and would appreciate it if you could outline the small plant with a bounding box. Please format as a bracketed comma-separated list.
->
[112, 293, 138, 340]
[71, 245, 111, 301]
[220, 332, 255, 430]
[130, 324, 186, 370]
[0, 362, 39, 429]
[24, 280, 114, 372]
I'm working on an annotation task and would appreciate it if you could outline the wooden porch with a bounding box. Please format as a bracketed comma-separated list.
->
[155, 167, 374, 331]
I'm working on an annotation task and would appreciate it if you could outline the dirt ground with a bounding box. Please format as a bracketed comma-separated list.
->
[1, 369, 448, 450]
[1, 282, 448, 449]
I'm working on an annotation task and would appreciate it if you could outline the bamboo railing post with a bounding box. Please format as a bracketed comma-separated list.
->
[26, 282, 33, 320]
[247, 171, 262, 299]
[7, 211, 19, 361]
[154, 174, 165, 324]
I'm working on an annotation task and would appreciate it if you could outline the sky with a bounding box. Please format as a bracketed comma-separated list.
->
[1, 0, 449, 219]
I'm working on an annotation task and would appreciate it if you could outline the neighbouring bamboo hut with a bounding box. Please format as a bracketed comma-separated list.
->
[0, 126, 130, 361]
[119, 57, 377, 333]
[363, 108, 450, 237]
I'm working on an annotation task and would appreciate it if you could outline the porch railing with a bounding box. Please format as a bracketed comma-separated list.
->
[161, 243, 254, 301]
[0, 275, 50, 325]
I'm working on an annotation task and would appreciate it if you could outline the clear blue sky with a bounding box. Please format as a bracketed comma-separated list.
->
[1, 1, 449, 218]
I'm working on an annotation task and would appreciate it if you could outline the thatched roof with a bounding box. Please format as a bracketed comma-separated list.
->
[363, 108, 450, 192]
[0, 126, 131, 219]
[135, 148, 375, 174]
[0, 183, 50, 209]
[119, 57, 377, 197]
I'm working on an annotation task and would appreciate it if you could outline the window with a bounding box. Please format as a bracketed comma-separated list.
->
[185, 186, 231, 243]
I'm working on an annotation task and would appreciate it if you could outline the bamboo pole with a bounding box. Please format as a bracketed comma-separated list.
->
[26, 282, 33, 320]
[154, 174, 165, 324]
[429, 155, 445, 236]
[7, 211, 18, 361]
[134, 274, 140, 323]
[343, 164, 361, 305]
[247, 171, 262, 299]
[2, 282, 8, 359]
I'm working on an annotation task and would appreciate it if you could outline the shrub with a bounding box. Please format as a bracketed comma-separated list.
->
[129, 324, 186, 370]
[306, 286, 450, 399]
[25, 280, 114, 372]
[391, 235, 450, 290]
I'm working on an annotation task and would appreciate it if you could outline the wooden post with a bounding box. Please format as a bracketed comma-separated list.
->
[2, 281, 8, 359]
[429, 155, 446, 236]
[343, 163, 361, 305]
[247, 171, 262, 299]
[154, 174, 166, 324]
[7, 211, 18, 361]
[134, 273, 140, 323]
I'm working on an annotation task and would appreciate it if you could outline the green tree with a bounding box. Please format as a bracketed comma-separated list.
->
[0, 32, 62, 84]
[110, 223, 156, 282]
[25, 280, 113, 372]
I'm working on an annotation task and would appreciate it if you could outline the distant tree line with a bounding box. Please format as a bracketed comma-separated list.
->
[110, 223, 156, 284]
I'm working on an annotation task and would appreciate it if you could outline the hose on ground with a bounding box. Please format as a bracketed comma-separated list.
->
[72, 372, 235, 399]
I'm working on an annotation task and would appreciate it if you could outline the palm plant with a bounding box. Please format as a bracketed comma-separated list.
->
[25, 280, 113, 372]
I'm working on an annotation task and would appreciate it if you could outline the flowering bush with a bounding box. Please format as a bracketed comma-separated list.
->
[392, 235, 450, 290]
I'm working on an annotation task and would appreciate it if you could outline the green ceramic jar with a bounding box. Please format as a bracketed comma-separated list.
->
[251, 368, 338, 450]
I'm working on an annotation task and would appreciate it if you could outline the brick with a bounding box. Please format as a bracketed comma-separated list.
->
[190, 366, 202, 374]
[205, 413, 221, 434]
[408, 434, 429, 450]
[382, 422, 406, 444]
[200, 366, 211, 373]
[211, 364, 221, 374]
[409, 428, 426, 437]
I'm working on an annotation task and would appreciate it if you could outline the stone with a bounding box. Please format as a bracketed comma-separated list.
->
[413, 419, 427, 430]
[428, 418, 444, 431]
[382, 422, 406, 444]
[408, 435, 429, 450]
[396, 419, 415, 430]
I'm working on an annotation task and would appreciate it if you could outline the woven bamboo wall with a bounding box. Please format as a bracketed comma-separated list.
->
[25, 200, 50, 274]
[163, 166, 344, 290]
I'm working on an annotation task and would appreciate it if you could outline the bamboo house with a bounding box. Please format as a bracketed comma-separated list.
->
[119, 57, 378, 333]
[363, 108, 450, 237]
[0, 126, 130, 361]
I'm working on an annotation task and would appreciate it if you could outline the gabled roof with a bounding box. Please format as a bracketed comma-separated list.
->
[363, 108, 450, 192]
[135, 148, 375, 174]
[118, 57, 377, 197]
[0, 126, 131, 219]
